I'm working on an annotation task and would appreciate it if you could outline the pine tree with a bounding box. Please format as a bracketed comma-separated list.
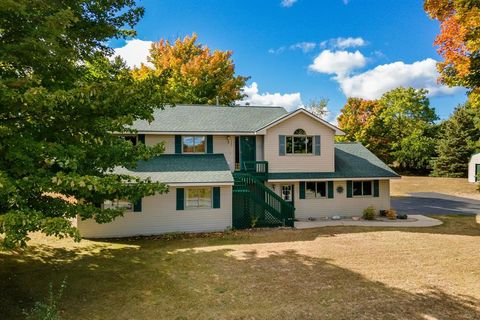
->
[431, 104, 480, 177]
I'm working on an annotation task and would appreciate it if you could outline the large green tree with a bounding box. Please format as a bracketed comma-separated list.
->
[431, 103, 480, 177]
[132, 33, 248, 105]
[338, 88, 438, 172]
[0, 0, 169, 247]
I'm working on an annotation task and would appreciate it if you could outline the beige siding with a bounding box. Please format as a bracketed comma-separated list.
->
[264, 113, 335, 173]
[267, 180, 390, 220]
[145, 134, 175, 153]
[213, 135, 235, 171]
[256, 135, 264, 161]
[77, 186, 232, 238]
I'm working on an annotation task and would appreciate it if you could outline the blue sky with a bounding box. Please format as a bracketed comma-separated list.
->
[111, 0, 467, 122]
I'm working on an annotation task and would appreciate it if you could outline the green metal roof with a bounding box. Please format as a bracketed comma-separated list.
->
[131, 105, 288, 133]
[115, 154, 233, 184]
[268, 142, 399, 180]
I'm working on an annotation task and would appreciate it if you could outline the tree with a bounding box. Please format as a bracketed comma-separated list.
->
[424, 0, 480, 105]
[305, 98, 329, 118]
[133, 33, 248, 105]
[0, 1, 169, 247]
[337, 88, 438, 172]
[431, 104, 480, 177]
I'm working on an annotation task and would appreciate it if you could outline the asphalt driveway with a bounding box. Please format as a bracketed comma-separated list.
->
[392, 192, 480, 215]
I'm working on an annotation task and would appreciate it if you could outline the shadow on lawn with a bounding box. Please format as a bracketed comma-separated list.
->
[1, 241, 479, 319]
[97, 215, 480, 252]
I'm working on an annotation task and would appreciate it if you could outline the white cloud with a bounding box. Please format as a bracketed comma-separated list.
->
[239, 82, 303, 111]
[334, 37, 366, 49]
[338, 58, 461, 99]
[113, 39, 153, 69]
[310, 55, 460, 99]
[281, 0, 298, 7]
[289, 42, 316, 53]
[309, 50, 366, 76]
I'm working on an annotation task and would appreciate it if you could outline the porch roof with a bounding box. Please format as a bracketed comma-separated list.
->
[114, 154, 234, 185]
[268, 142, 399, 181]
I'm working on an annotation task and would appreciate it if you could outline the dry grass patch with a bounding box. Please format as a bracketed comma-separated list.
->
[391, 176, 480, 199]
[1, 216, 480, 319]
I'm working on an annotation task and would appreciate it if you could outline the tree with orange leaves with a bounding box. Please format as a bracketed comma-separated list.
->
[424, 0, 480, 105]
[133, 33, 248, 105]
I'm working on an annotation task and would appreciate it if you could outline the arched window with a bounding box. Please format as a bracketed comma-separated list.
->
[294, 128, 306, 135]
[286, 128, 313, 154]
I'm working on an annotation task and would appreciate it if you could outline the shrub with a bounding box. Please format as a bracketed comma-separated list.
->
[24, 278, 67, 320]
[397, 213, 408, 219]
[379, 210, 388, 217]
[386, 209, 397, 220]
[362, 206, 376, 220]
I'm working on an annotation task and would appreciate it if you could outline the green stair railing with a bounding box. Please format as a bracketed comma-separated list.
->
[241, 161, 268, 180]
[232, 172, 294, 228]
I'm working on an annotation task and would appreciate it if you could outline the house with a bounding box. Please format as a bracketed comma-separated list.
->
[468, 153, 480, 183]
[76, 105, 399, 238]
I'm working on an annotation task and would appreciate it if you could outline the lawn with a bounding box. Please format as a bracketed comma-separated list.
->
[391, 175, 480, 199]
[2, 215, 480, 319]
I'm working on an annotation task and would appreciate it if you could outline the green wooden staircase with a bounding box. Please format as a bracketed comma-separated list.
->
[232, 172, 295, 229]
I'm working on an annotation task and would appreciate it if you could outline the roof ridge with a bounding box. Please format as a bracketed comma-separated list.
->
[169, 104, 287, 109]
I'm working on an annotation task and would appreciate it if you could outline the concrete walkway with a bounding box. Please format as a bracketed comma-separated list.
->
[295, 214, 442, 229]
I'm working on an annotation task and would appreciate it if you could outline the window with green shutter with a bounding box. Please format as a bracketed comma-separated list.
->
[176, 188, 184, 210]
[206, 135, 213, 153]
[279, 135, 286, 156]
[213, 187, 220, 208]
[347, 181, 353, 198]
[175, 135, 182, 154]
[327, 181, 334, 199]
[299, 181, 306, 199]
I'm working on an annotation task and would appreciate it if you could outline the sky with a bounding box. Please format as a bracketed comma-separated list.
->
[111, 0, 467, 123]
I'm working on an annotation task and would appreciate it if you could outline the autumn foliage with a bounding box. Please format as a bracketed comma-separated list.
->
[133, 34, 248, 105]
[424, 0, 480, 104]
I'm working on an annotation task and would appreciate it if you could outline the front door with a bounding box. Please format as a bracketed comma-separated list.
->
[239, 136, 256, 171]
[281, 184, 294, 206]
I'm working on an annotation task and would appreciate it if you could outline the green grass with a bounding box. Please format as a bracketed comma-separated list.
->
[1, 215, 480, 319]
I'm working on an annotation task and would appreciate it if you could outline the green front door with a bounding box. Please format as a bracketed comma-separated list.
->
[240, 136, 256, 170]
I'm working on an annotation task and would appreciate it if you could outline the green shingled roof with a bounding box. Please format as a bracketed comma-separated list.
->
[131, 105, 288, 133]
[268, 142, 399, 180]
[115, 154, 233, 184]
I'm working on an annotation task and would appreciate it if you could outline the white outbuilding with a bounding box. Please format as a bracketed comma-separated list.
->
[468, 153, 480, 183]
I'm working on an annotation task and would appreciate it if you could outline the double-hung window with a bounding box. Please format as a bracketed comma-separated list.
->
[286, 129, 313, 154]
[305, 181, 327, 199]
[182, 136, 206, 153]
[353, 181, 373, 197]
[103, 200, 133, 212]
[185, 187, 212, 208]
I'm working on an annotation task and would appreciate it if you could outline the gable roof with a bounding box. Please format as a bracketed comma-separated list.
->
[131, 105, 288, 133]
[268, 142, 399, 181]
[114, 154, 233, 185]
[256, 108, 345, 135]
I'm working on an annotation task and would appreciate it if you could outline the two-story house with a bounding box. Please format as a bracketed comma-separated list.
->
[76, 105, 399, 238]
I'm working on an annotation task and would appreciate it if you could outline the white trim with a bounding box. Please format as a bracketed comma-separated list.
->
[167, 182, 234, 187]
[136, 131, 261, 136]
[255, 109, 345, 135]
[268, 177, 400, 182]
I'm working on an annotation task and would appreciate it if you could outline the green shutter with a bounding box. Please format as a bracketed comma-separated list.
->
[133, 198, 142, 212]
[279, 135, 286, 156]
[299, 181, 305, 199]
[213, 187, 220, 208]
[137, 134, 145, 145]
[328, 181, 334, 199]
[176, 188, 184, 210]
[476, 164, 480, 182]
[175, 135, 182, 154]
[373, 180, 379, 197]
[346, 180, 353, 198]
[207, 135, 213, 153]
[314, 135, 321, 155]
